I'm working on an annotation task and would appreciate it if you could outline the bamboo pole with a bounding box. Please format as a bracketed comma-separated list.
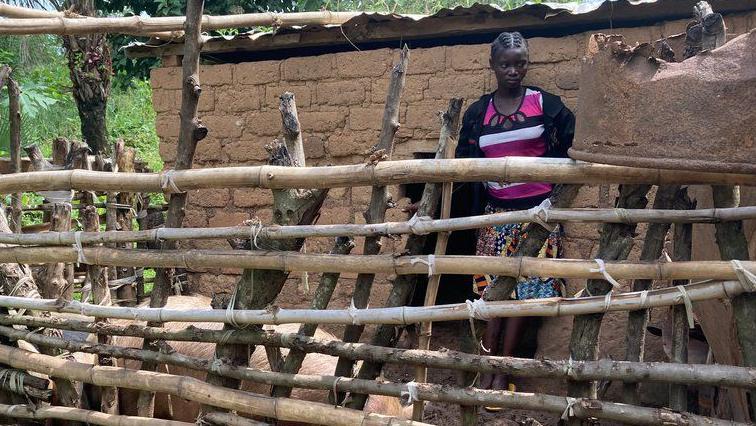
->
[348, 98, 463, 410]
[0, 404, 190, 426]
[2, 245, 755, 280]
[5, 313, 756, 390]
[0, 326, 743, 426]
[7, 74, 22, 234]
[0, 344, 423, 426]
[413, 99, 455, 421]
[138, 0, 207, 416]
[0, 9, 371, 36]
[2, 205, 754, 246]
[1, 157, 755, 194]
[334, 47, 409, 401]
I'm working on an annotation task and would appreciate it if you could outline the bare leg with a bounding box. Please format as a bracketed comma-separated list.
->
[479, 317, 503, 389]
[491, 316, 528, 390]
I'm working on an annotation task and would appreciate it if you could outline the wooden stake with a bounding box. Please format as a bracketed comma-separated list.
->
[334, 46, 409, 401]
[413, 96, 455, 421]
[568, 184, 651, 401]
[271, 236, 354, 398]
[203, 92, 327, 411]
[7, 74, 22, 234]
[622, 185, 678, 405]
[115, 145, 137, 306]
[347, 98, 462, 410]
[669, 188, 695, 412]
[138, 0, 207, 416]
[0, 344, 425, 426]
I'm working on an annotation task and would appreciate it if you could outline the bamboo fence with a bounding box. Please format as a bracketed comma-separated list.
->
[0, 344, 425, 426]
[0, 404, 190, 426]
[0, 279, 749, 325]
[2, 205, 753, 246]
[4, 313, 754, 390]
[1, 157, 756, 195]
[0, 325, 743, 426]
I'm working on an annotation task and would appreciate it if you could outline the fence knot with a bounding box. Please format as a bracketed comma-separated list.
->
[160, 169, 184, 194]
[589, 259, 622, 289]
[73, 231, 87, 266]
[732, 259, 756, 292]
[407, 214, 431, 235]
[347, 298, 362, 325]
[561, 397, 579, 420]
[410, 255, 436, 277]
[675, 285, 695, 329]
[400, 380, 420, 406]
[527, 198, 553, 229]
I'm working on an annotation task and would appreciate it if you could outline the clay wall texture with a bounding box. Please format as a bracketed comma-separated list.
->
[150, 11, 755, 403]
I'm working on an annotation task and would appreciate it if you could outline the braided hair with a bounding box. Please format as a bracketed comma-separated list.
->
[491, 31, 529, 58]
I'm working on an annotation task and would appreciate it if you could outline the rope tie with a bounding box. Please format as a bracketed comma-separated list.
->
[602, 292, 612, 313]
[209, 358, 223, 375]
[0, 369, 25, 396]
[613, 208, 633, 224]
[639, 290, 649, 309]
[73, 231, 87, 266]
[675, 285, 695, 329]
[565, 358, 577, 379]
[347, 299, 362, 325]
[160, 170, 183, 194]
[465, 298, 490, 321]
[406, 214, 431, 235]
[400, 380, 419, 406]
[154, 227, 167, 243]
[410, 255, 436, 277]
[248, 217, 263, 249]
[589, 259, 622, 289]
[561, 397, 579, 420]
[218, 330, 234, 346]
[528, 198, 553, 229]
[332, 377, 343, 408]
[225, 290, 243, 329]
[731, 260, 756, 292]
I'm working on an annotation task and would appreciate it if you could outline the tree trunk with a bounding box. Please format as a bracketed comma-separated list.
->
[270, 236, 354, 398]
[568, 184, 651, 400]
[61, 0, 111, 155]
[622, 185, 679, 404]
[346, 98, 462, 410]
[136, 0, 207, 416]
[333, 47, 409, 401]
[669, 188, 695, 411]
[201, 92, 327, 414]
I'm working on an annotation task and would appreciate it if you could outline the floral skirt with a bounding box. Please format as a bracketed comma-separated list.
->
[473, 204, 565, 300]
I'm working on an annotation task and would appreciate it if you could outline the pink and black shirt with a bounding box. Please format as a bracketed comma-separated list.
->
[479, 88, 551, 203]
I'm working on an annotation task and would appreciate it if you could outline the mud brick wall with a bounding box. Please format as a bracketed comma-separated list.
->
[150, 12, 755, 403]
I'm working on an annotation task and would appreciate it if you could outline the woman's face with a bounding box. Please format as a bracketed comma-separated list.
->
[489, 47, 529, 89]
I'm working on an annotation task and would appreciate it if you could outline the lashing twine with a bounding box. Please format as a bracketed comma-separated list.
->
[248, 217, 263, 249]
[561, 397, 579, 420]
[73, 230, 87, 266]
[465, 298, 490, 352]
[589, 259, 622, 290]
[406, 214, 431, 235]
[400, 380, 419, 406]
[732, 259, 756, 292]
[527, 198, 553, 230]
[0, 369, 25, 397]
[675, 285, 695, 329]
[160, 169, 183, 194]
[410, 255, 436, 277]
[347, 298, 362, 325]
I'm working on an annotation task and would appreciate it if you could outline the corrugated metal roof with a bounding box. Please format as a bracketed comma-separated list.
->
[126, 0, 756, 58]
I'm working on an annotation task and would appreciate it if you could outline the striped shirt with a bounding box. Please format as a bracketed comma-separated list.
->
[480, 88, 551, 203]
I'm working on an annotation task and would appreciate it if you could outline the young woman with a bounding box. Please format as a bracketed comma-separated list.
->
[452, 31, 575, 398]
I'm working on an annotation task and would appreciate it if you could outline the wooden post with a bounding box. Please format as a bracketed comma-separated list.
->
[567, 184, 651, 401]
[412, 107, 455, 421]
[115, 145, 137, 306]
[669, 188, 695, 411]
[201, 92, 327, 412]
[136, 0, 207, 416]
[105, 141, 122, 283]
[270, 236, 354, 398]
[622, 185, 679, 404]
[333, 47, 409, 401]
[82, 205, 118, 414]
[346, 98, 462, 411]
[7, 75, 22, 234]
